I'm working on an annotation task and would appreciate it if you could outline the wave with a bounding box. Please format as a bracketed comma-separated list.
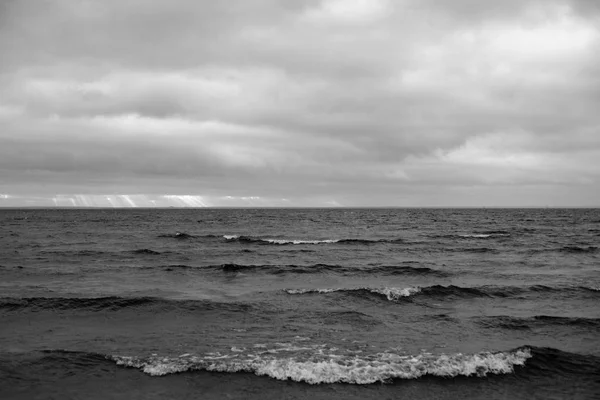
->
[559, 246, 598, 254]
[0, 296, 256, 313]
[203, 263, 449, 277]
[158, 232, 197, 240]
[433, 232, 511, 239]
[481, 230, 511, 235]
[369, 265, 450, 277]
[283, 285, 487, 301]
[284, 287, 422, 301]
[526, 246, 599, 255]
[10, 346, 600, 385]
[39, 249, 108, 257]
[157, 264, 195, 271]
[130, 248, 162, 255]
[222, 235, 404, 245]
[0, 296, 159, 312]
[109, 346, 533, 383]
[455, 247, 499, 253]
[158, 233, 222, 241]
[283, 284, 600, 302]
[0, 264, 24, 270]
[458, 233, 510, 239]
[476, 315, 600, 330]
[217, 263, 325, 273]
[521, 285, 600, 297]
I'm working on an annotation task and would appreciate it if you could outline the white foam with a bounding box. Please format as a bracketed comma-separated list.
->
[371, 287, 422, 300]
[284, 287, 421, 300]
[284, 288, 338, 294]
[223, 235, 239, 240]
[110, 347, 532, 384]
[458, 233, 509, 238]
[460, 234, 492, 238]
[265, 239, 339, 245]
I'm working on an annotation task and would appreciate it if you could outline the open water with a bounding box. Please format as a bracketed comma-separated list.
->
[0, 208, 599, 399]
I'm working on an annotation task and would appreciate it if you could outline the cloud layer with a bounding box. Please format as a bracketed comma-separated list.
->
[1, 0, 599, 206]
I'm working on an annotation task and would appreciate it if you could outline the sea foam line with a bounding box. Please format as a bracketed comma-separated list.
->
[110, 347, 532, 384]
[222, 235, 402, 245]
[284, 287, 422, 301]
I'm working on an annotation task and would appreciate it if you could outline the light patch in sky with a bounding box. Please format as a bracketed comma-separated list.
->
[305, 0, 389, 24]
[438, 132, 542, 169]
[491, 11, 597, 59]
[47, 195, 212, 208]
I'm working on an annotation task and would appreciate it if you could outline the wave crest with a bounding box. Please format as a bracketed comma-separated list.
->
[284, 287, 422, 301]
[283, 284, 600, 301]
[158, 232, 196, 240]
[477, 315, 600, 330]
[559, 246, 598, 254]
[223, 235, 403, 245]
[433, 232, 511, 239]
[205, 263, 448, 276]
[131, 248, 161, 255]
[110, 347, 532, 384]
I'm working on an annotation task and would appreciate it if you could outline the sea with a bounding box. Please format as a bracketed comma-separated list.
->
[0, 208, 599, 399]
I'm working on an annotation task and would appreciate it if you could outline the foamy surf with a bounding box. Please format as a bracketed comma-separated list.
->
[266, 239, 339, 245]
[459, 234, 493, 238]
[283, 287, 422, 301]
[435, 232, 511, 239]
[222, 235, 404, 245]
[110, 347, 532, 384]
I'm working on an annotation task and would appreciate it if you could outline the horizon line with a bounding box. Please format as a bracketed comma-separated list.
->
[1, 206, 599, 210]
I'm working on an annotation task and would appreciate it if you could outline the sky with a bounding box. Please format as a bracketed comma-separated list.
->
[0, 0, 599, 207]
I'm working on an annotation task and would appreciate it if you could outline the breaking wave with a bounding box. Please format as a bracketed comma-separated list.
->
[283, 284, 600, 302]
[284, 287, 422, 301]
[433, 231, 511, 239]
[7, 346, 599, 386]
[109, 346, 533, 384]
[222, 235, 404, 245]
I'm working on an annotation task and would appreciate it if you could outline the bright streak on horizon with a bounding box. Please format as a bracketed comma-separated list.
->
[44, 194, 212, 207]
[1, 194, 325, 207]
[119, 195, 137, 207]
[162, 195, 209, 207]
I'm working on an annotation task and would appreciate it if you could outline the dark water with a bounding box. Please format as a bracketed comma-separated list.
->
[1, 208, 599, 399]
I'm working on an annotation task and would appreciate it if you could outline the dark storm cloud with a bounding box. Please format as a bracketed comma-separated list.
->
[0, 0, 599, 206]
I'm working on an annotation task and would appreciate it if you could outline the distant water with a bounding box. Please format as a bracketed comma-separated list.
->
[1, 208, 599, 400]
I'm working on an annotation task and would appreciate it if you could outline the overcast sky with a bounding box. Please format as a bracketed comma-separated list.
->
[1, 0, 599, 207]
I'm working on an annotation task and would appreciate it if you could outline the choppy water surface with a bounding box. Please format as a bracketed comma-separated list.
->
[1, 208, 599, 399]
